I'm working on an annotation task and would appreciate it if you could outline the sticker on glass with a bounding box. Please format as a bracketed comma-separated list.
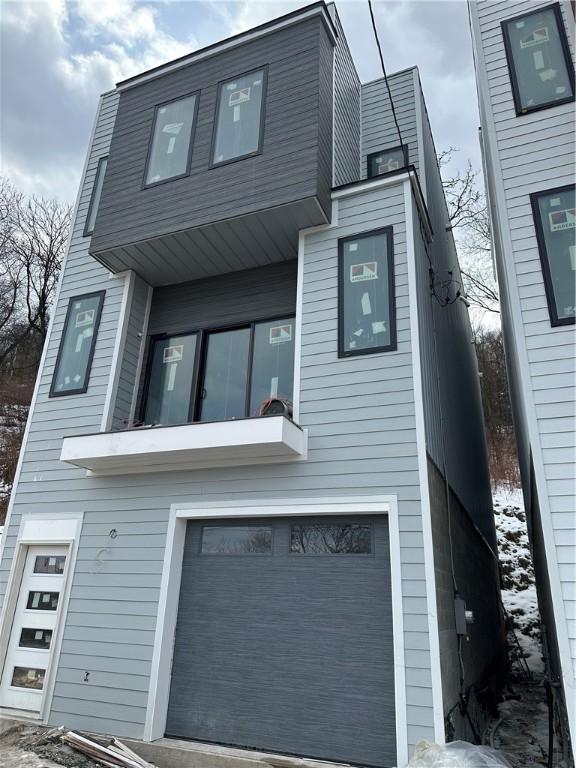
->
[163, 345, 183, 363]
[350, 262, 378, 282]
[361, 292, 372, 315]
[548, 208, 575, 232]
[75, 309, 95, 328]
[372, 320, 387, 334]
[229, 87, 250, 106]
[162, 122, 183, 136]
[520, 26, 549, 48]
[269, 324, 292, 344]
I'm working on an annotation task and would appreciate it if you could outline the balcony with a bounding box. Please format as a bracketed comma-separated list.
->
[60, 416, 307, 475]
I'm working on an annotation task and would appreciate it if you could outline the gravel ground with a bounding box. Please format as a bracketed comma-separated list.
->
[0, 723, 108, 768]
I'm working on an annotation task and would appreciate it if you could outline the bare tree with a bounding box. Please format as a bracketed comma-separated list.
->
[439, 148, 500, 315]
[0, 177, 71, 522]
[0, 177, 71, 373]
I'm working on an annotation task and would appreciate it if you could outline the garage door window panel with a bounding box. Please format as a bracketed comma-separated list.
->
[201, 525, 273, 555]
[290, 523, 373, 554]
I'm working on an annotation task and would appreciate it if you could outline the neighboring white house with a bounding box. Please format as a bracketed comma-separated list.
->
[470, 0, 575, 760]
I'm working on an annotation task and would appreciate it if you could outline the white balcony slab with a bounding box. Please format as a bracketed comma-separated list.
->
[60, 416, 307, 475]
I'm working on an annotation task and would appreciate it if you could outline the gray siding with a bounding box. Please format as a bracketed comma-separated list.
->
[471, 0, 576, 718]
[1, 94, 436, 748]
[361, 69, 420, 180]
[428, 460, 505, 736]
[91, 16, 334, 257]
[330, 4, 361, 186]
[148, 262, 297, 336]
[415, 78, 495, 548]
[111, 274, 150, 431]
[302, 184, 436, 751]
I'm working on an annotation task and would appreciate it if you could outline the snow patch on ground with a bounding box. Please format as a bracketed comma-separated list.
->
[493, 486, 543, 675]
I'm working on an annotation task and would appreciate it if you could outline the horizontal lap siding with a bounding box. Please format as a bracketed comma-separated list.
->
[301, 183, 435, 748]
[475, 0, 576, 683]
[361, 69, 419, 179]
[0, 101, 434, 744]
[332, 7, 361, 185]
[91, 17, 333, 255]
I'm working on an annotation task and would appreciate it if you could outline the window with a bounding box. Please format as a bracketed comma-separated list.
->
[502, 4, 575, 115]
[143, 334, 198, 426]
[50, 292, 105, 397]
[530, 185, 575, 326]
[19, 628, 52, 650]
[367, 145, 409, 179]
[11, 667, 45, 690]
[141, 317, 295, 427]
[338, 228, 396, 357]
[84, 156, 107, 236]
[201, 525, 273, 554]
[144, 93, 198, 186]
[34, 555, 66, 575]
[211, 68, 267, 166]
[290, 523, 372, 554]
[26, 591, 59, 611]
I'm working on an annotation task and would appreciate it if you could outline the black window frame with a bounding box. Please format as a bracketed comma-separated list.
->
[501, 3, 575, 117]
[366, 144, 409, 180]
[530, 184, 576, 327]
[142, 90, 201, 190]
[139, 313, 296, 426]
[337, 226, 397, 358]
[209, 65, 269, 170]
[83, 156, 108, 237]
[49, 290, 105, 398]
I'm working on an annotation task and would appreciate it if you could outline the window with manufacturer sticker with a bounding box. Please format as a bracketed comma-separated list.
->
[26, 591, 59, 611]
[530, 185, 575, 326]
[338, 228, 396, 356]
[212, 69, 266, 165]
[11, 666, 45, 690]
[145, 94, 198, 185]
[141, 316, 295, 426]
[50, 292, 105, 397]
[502, 5, 575, 115]
[367, 146, 408, 179]
[34, 555, 66, 575]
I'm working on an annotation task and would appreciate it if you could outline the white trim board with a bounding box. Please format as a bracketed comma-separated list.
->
[403, 179, 445, 743]
[0, 513, 83, 725]
[143, 494, 409, 767]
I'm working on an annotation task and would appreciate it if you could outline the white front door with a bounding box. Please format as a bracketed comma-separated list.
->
[0, 545, 68, 712]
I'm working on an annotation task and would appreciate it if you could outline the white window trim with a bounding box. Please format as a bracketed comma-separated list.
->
[143, 494, 408, 768]
[0, 512, 83, 723]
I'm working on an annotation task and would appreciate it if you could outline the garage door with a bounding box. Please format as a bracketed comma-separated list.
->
[166, 516, 396, 767]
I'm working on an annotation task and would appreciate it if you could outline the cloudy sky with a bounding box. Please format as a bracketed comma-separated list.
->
[0, 0, 481, 205]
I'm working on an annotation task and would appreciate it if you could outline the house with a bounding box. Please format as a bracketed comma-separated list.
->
[469, 0, 575, 760]
[0, 4, 504, 765]
[470, 0, 576, 749]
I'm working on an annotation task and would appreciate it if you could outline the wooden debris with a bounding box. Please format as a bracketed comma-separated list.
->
[60, 729, 154, 768]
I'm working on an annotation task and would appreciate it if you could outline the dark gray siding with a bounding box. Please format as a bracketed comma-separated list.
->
[111, 274, 150, 431]
[330, 5, 361, 185]
[148, 262, 297, 336]
[415, 79, 495, 548]
[361, 69, 419, 180]
[91, 16, 334, 256]
[428, 460, 505, 736]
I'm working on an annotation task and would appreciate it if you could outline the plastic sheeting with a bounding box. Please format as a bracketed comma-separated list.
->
[407, 741, 512, 767]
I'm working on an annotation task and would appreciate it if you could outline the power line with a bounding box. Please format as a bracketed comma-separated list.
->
[367, 0, 405, 150]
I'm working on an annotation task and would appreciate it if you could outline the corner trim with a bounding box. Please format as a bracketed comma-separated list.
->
[403, 179, 446, 743]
